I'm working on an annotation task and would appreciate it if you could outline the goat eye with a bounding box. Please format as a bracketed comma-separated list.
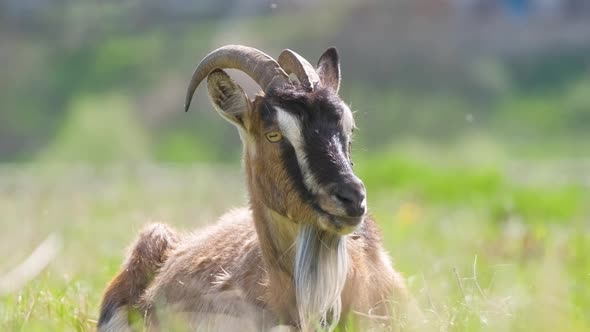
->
[265, 131, 283, 143]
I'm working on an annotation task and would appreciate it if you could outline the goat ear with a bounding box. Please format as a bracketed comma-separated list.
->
[207, 69, 251, 129]
[316, 47, 341, 93]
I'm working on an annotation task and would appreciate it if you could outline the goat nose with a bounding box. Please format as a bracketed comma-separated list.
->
[332, 180, 367, 217]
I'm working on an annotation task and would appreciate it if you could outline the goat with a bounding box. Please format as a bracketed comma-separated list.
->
[98, 45, 409, 331]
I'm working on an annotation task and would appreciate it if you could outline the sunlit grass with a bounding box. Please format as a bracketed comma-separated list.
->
[0, 156, 589, 331]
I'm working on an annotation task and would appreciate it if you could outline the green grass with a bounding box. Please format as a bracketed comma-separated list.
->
[0, 155, 589, 331]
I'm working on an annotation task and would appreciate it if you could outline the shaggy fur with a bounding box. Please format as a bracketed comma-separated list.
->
[98, 47, 409, 332]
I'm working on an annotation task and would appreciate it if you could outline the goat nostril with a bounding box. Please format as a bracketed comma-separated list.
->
[334, 192, 354, 205]
[332, 184, 366, 215]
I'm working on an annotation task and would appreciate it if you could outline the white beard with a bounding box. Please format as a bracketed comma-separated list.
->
[295, 225, 348, 332]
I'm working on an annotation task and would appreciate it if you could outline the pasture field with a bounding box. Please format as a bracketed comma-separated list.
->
[0, 153, 589, 331]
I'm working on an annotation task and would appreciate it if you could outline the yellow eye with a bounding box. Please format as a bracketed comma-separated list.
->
[265, 131, 283, 142]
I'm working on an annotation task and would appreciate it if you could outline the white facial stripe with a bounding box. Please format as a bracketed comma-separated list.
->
[337, 102, 355, 164]
[340, 102, 355, 134]
[331, 135, 352, 173]
[275, 107, 321, 194]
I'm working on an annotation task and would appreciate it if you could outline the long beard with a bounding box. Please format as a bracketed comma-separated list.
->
[294, 224, 348, 331]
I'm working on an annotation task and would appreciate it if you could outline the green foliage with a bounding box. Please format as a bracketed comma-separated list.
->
[509, 186, 585, 222]
[358, 154, 504, 203]
[154, 132, 217, 163]
[39, 94, 150, 163]
[0, 154, 588, 331]
[3, 9, 590, 162]
[358, 153, 587, 224]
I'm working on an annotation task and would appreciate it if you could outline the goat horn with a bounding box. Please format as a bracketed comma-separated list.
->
[184, 45, 290, 111]
[278, 49, 320, 90]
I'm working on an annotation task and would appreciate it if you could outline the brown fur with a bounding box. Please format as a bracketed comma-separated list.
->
[98, 224, 178, 329]
[99, 205, 408, 331]
[99, 48, 409, 331]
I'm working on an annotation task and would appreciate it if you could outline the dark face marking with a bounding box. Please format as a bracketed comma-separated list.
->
[272, 87, 354, 186]
[301, 107, 353, 186]
[259, 86, 360, 222]
[279, 136, 317, 207]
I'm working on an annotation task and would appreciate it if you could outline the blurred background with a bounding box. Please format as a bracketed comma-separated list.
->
[2, 0, 590, 162]
[1, 0, 589, 331]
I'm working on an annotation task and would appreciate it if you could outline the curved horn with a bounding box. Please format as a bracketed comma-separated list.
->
[185, 45, 290, 111]
[278, 49, 320, 90]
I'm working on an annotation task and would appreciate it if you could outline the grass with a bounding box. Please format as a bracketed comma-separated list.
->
[0, 154, 589, 331]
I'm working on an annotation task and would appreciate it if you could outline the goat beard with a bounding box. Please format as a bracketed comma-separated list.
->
[295, 224, 348, 332]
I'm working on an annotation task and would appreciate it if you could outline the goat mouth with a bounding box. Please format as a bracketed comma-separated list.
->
[319, 212, 364, 235]
[332, 214, 364, 227]
[310, 199, 364, 235]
